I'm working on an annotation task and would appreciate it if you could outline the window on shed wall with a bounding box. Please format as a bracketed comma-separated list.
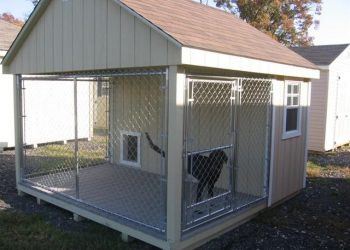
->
[283, 81, 302, 139]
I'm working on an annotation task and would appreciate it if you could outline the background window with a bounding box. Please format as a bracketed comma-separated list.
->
[283, 82, 301, 139]
[120, 131, 141, 167]
[97, 79, 109, 97]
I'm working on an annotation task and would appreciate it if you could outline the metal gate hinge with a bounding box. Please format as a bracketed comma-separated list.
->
[233, 86, 242, 92]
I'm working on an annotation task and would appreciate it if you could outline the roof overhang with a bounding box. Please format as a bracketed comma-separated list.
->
[181, 47, 320, 79]
[0, 50, 6, 58]
[318, 65, 329, 70]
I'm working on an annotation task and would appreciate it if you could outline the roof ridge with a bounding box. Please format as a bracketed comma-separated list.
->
[294, 44, 350, 48]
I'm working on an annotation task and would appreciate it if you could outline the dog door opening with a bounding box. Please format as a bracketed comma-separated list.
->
[120, 131, 141, 167]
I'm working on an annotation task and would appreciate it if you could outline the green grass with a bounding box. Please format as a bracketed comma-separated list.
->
[28, 136, 108, 174]
[307, 160, 350, 178]
[0, 211, 132, 250]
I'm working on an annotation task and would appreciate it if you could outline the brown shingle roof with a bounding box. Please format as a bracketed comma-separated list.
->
[121, 0, 316, 69]
[0, 19, 21, 51]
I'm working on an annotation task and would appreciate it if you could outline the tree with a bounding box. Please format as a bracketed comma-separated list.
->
[0, 13, 24, 27]
[210, 0, 322, 46]
[28, 0, 39, 6]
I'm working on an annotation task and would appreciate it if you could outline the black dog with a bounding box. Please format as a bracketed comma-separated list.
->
[145, 132, 228, 202]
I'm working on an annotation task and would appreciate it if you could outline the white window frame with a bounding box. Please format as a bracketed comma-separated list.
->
[282, 81, 302, 140]
[120, 131, 141, 168]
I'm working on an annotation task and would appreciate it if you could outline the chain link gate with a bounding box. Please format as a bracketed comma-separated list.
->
[183, 76, 272, 232]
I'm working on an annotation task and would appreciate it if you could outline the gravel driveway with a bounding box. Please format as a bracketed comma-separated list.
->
[1, 149, 349, 249]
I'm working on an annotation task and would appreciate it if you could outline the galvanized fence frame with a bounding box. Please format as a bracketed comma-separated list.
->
[182, 75, 273, 232]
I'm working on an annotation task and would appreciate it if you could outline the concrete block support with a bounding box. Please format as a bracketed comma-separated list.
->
[73, 213, 84, 222]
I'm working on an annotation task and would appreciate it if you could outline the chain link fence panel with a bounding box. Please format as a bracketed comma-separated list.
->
[20, 69, 168, 237]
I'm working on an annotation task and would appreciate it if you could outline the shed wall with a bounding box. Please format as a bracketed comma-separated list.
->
[5, 0, 181, 74]
[0, 72, 93, 148]
[270, 79, 309, 205]
[109, 76, 164, 175]
[324, 46, 350, 150]
[23, 81, 93, 146]
[308, 70, 329, 151]
[0, 63, 15, 148]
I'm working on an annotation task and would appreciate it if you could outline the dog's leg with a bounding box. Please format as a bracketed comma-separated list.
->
[208, 178, 215, 198]
[196, 179, 206, 202]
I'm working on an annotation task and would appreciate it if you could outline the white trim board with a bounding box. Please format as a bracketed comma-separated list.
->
[0, 50, 7, 58]
[181, 47, 320, 79]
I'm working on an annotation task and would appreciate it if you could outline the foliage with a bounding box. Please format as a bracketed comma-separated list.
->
[0, 13, 24, 27]
[208, 0, 322, 46]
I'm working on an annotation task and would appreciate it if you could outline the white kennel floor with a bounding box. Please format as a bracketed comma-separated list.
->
[28, 164, 167, 232]
[24, 163, 263, 234]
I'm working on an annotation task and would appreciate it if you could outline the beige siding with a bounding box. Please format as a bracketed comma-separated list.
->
[324, 46, 350, 150]
[6, 0, 181, 74]
[308, 70, 329, 151]
[270, 79, 309, 205]
[109, 76, 164, 175]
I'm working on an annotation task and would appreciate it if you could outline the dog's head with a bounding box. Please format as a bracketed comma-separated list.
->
[209, 150, 228, 165]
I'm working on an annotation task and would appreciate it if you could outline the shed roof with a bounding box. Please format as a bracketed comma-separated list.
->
[0, 20, 21, 51]
[120, 0, 316, 69]
[2, 0, 318, 74]
[291, 44, 349, 66]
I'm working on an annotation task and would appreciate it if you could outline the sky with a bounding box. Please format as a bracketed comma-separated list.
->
[0, 0, 349, 45]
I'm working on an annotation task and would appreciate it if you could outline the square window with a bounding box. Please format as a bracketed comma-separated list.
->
[293, 96, 299, 106]
[120, 131, 141, 167]
[293, 85, 299, 94]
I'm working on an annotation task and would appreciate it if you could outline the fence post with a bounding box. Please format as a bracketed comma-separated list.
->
[74, 78, 80, 199]
[13, 74, 24, 191]
[167, 66, 185, 247]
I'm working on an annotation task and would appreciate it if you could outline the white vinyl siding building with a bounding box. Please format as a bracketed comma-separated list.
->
[293, 44, 350, 151]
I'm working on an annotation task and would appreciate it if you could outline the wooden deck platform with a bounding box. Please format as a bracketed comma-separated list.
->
[26, 163, 263, 235]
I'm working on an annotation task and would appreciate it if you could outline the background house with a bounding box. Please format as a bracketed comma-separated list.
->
[0, 19, 93, 152]
[292, 44, 350, 151]
[0, 20, 20, 151]
[1, 0, 319, 249]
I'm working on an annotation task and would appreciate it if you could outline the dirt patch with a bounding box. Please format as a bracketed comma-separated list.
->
[200, 178, 350, 249]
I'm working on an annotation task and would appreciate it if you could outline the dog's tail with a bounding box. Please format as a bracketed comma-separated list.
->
[145, 132, 166, 157]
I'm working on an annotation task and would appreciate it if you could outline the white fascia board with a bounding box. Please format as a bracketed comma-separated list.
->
[181, 47, 320, 79]
[318, 65, 329, 70]
[0, 50, 7, 58]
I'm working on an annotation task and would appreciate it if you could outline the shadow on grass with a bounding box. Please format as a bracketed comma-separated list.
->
[0, 210, 133, 250]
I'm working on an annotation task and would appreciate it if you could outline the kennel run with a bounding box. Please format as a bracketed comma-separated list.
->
[1, 0, 319, 249]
